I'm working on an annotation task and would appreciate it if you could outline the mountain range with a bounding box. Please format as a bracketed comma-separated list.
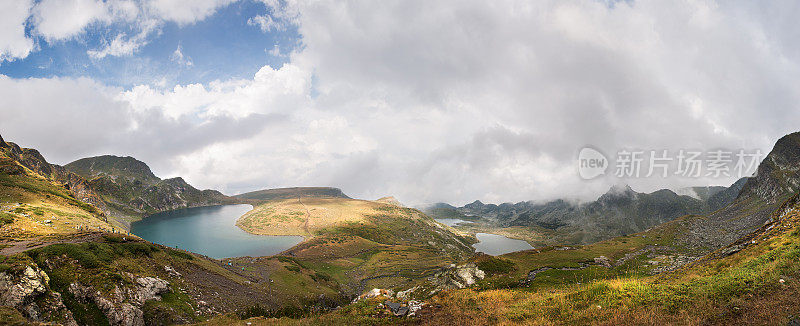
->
[424, 179, 747, 245]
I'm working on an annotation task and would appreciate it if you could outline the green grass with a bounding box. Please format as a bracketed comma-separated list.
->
[27, 241, 160, 269]
[0, 212, 14, 226]
[142, 287, 204, 325]
[476, 256, 516, 275]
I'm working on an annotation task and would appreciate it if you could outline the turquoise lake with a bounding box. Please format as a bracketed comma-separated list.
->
[131, 204, 304, 259]
[435, 219, 535, 255]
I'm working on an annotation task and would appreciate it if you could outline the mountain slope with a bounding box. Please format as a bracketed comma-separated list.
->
[65, 155, 235, 223]
[737, 131, 800, 202]
[677, 132, 800, 250]
[0, 135, 120, 236]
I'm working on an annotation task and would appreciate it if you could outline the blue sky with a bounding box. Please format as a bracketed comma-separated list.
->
[0, 0, 298, 88]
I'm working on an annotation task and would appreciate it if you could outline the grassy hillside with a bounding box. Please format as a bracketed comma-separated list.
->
[0, 145, 116, 239]
[0, 233, 345, 325]
[237, 196, 476, 295]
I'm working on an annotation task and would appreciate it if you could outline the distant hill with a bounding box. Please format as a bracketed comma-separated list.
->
[235, 187, 350, 201]
[64, 155, 235, 221]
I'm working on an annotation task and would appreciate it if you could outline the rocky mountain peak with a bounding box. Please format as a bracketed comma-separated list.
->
[464, 200, 485, 210]
[737, 132, 800, 202]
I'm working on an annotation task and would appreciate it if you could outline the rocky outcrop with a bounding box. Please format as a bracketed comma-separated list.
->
[0, 265, 77, 326]
[68, 276, 170, 326]
[428, 263, 485, 294]
[0, 266, 48, 307]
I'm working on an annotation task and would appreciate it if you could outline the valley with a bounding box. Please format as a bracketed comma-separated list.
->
[2, 131, 800, 325]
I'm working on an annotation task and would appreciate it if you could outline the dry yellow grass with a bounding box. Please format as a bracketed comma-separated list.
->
[236, 197, 397, 237]
[1, 181, 116, 239]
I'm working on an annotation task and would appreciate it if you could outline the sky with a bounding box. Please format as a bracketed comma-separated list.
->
[1, 0, 800, 206]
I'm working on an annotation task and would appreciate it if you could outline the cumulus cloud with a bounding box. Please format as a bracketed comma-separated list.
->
[4, 0, 800, 206]
[146, 0, 236, 25]
[0, 0, 35, 63]
[32, 0, 111, 41]
[0, 74, 279, 177]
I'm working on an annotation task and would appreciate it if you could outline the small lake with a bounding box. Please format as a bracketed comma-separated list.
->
[435, 218, 469, 227]
[472, 233, 534, 256]
[131, 204, 304, 259]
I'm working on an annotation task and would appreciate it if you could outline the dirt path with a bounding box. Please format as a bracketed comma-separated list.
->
[297, 197, 311, 235]
[0, 232, 104, 255]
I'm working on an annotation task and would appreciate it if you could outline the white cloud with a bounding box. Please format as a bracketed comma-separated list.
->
[32, 0, 110, 41]
[87, 17, 160, 58]
[268, 44, 282, 57]
[248, 14, 283, 32]
[146, 0, 235, 25]
[169, 44, 193, 66]
[0, 0, 34, 62]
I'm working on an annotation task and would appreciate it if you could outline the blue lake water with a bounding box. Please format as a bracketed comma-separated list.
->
[131, 204, 304, 259]
[472, 233, 535, 256]
[436, 218, 535, 255]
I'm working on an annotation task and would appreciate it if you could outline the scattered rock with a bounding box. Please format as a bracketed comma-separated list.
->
[396, 286, 417, 300]
[164, 265, 181, 278]
[407, 300, 425, 316]
[526, 267, 552, 282]
[594, 256, 612, 267]
[354, 288, 395, 302]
